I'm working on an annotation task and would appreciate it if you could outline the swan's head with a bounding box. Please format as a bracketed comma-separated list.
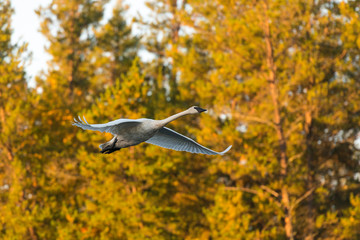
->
[189, 106, 207, 114]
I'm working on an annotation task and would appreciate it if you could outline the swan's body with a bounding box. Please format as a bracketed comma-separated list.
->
[72, 106, 232, 155]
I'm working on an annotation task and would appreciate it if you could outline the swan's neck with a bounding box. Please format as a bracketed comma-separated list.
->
[158, 109, 192, 127]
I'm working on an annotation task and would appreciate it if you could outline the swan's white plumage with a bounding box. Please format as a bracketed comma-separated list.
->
[72, 106, 232, 155]
[73, 116, 143, 134]
[146, 127, 232, 155]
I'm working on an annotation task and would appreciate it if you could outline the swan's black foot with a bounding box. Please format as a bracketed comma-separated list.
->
[100, 148, 108, 153]
[101, 147, 121, 154]
[100, 138, 118, 153]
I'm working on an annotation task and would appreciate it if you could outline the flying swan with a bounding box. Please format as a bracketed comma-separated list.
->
[73, 106, 232, 155]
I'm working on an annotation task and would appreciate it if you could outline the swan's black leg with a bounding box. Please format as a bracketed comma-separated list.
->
[100, 148, 109, 153]
[103, 147, 121, 154]
[100, 138, 118, 153]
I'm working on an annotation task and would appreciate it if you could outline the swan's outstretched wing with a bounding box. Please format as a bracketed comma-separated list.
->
[72, 116, 142, 134]
[146, 127, 231, 155]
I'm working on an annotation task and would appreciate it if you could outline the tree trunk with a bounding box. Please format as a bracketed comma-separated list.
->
[305, 109, 315, 240]
[304, 9, 316, 239]
[262, 2, 294, 239]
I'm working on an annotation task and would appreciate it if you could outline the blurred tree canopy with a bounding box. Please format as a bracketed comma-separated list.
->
[1, 0, 360, 239]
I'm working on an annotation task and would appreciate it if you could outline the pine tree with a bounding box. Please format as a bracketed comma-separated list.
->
[29, 1, 148, 238]
[141, 0, 189, 104]
[3, 0, 360, 238]
[176, 0, 360, 239]
[37, 0, 111, 99]
[93, 1, 230, 238]
[25, 0, 109, 238]
[93, 2, 139, 87]
[73, 58, 166, 238]
[0, 0, 37, 239]
[322, 1, 360, 238]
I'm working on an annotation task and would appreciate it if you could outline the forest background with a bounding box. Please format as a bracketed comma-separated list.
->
[1, 0, 360, 239]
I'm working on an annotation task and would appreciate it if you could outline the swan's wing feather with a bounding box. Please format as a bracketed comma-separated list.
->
[72, 116, 143, 134]
[146, 127, 231, 155]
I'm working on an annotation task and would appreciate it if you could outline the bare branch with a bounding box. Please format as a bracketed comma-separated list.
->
[234, 113, 277, 129]
[288, 153, 302, 163]
[225, 186, 280, 198]
[260, 185, 279, 198]
[291, 187, 316, 211]
[225, 186, 282, 208]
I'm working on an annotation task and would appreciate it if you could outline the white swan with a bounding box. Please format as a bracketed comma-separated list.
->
[73, 106, 232, 155]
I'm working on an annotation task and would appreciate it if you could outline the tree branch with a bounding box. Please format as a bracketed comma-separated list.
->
[235, 113, 277, 129]
[291, 187, 316, 211]
[260, 185, 279, 198]
[288, 153, 302, 163]
[225, 186, 282, 208]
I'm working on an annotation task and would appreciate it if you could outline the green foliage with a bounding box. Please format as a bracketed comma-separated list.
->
[337, 194, 360, 239]
[0, 1, 36, 239]
[173, 0, 360, 239]
[1, 0, 360, 239]
[93, 4, 139, 87]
